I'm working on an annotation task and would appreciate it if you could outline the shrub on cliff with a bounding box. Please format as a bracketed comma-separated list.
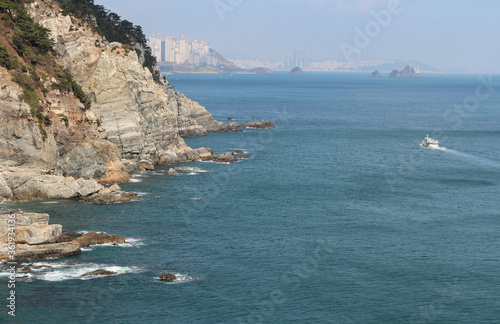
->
[52, 68, 92, 109]
[57, 0, 161, 83]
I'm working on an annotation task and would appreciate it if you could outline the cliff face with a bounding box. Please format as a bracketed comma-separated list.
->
[0, 0, 242, 202]
[28, 1, 225, 164]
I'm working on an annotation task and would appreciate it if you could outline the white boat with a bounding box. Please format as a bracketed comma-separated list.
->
[421, 134, 439, 148]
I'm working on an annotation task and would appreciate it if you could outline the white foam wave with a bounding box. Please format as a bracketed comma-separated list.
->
[190, 198, 202, 201]
[41, 201, 59, 204]
[129, 178, 142, 183]
[21, 263, 142, 282]
[134, 192, 149, 197]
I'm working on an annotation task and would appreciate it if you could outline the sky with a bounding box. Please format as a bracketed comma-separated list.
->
[94, 0, 500, 73]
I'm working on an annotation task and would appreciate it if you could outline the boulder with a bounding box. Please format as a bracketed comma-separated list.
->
[159, 273, 177, 282]
[138, 160, 155, 171]
[0, 242, 81, 261]
[167, 168, 179, 175]
[80, 269, 117, 277]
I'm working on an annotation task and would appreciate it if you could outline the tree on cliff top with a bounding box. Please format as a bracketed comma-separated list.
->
[57, 0, 160, 83]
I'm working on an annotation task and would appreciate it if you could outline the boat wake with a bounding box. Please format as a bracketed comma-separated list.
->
[434, 146, 500, 168]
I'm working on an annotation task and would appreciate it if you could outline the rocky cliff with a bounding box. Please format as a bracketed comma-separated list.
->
[0, 0, 249, 202]
[28, 1, 232, 163]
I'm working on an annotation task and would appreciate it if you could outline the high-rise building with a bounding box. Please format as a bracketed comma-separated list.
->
[150, 34, 218, 67]
[148, 33, 162, 62]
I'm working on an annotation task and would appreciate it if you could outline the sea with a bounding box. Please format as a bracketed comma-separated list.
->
[1, 72, 500, 323]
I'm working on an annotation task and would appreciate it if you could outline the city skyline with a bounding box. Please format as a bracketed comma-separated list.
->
[95, 0, 500, 73]
[148, 34, 218, 66]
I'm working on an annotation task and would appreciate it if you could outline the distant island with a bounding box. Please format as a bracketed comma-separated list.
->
[288, 67, 304, 75]
[389, 64, 422, 78]
[370, 70, 382, 77]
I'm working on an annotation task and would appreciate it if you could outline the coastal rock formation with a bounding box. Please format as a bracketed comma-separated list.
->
[0, 0, 274, 204]
[0, 212, 81, 261]
[159, 273, 177, 282]
[288, 67, 304, 75]
[388, 64, 421, 78]
[0, 166, 135, 203]
[238, 120, 276, 129]
[73, 232, 126, 247]
[370, 70, 382, 77]
[29, 3, 234, 163]
[0, 211, 132, 260]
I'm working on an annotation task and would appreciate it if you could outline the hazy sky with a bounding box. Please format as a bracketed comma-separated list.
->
[94, 0, 500, 73]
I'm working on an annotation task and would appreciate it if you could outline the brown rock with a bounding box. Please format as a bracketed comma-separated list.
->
[74, 232, 126, 248]
[210, 152, 239, 163]
[167, 168, 179, 175]
[159, 273, 177, 282]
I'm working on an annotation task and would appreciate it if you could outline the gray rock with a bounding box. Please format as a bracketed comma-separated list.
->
[167, 168, 179, 175]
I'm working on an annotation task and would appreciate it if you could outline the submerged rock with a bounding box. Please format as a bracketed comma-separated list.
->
[81, 269, 117, 277]
[159, 273, 177, 282]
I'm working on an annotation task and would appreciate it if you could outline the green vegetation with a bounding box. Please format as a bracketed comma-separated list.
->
[0, 45, 18, 70]
[52, 68, 91, 109]
[57, 0, 161, 83]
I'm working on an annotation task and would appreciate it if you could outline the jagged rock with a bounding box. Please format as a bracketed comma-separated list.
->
[80, 269, 117, 277]
[74, 232, 126, 247]
[20, 267, 31, 272]
[238, 120, 275, 129]
[167, 168, 178, 175]
[82, 184, 138, 204]
[233, 150, 245, 154]
[159, 273, 177, 282]
[388, 64, 421, 78]
[0, 174, 13, 200]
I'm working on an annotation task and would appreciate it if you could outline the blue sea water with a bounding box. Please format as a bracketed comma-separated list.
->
[1, 72, 500, 323]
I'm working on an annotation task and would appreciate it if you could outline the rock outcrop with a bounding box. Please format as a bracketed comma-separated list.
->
[370, 70, 382, 77]
[388, 64, 421, 78]
[29, 2, 233, 164]
[0, 212, 81, 261]
[0, 211, 132, 260]
[0, 166, 136, 203]
[159, 272, 177, 282]
[238, 120, 276, 129]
